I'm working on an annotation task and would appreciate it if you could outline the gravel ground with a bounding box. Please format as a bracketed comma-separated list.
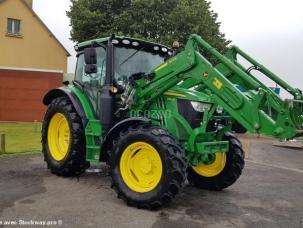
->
[0, 138, 303, 228]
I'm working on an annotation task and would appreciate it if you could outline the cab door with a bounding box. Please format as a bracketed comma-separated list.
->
[74, 47, 107, 117]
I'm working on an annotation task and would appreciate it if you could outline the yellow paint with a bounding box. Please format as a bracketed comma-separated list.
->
[167, 57, 176, 64]
[192, 153, 226, 177]
[120, 142, 163, 193]
[0, 0, 69, 72]
[164, 91, 186, 97]
[213, 78, 223, 90]
[155, 57, 176, 72]
[155, 62, 168, 72]
[47, 113, 70, 161]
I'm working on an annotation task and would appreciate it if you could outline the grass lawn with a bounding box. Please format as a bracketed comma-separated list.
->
[0, 122, 41, 154]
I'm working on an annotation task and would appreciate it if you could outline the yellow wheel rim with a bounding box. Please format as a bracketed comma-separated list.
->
[192, 153, 226, 177]
[120, 142, 163, 193]
[47, 113, 70, 161]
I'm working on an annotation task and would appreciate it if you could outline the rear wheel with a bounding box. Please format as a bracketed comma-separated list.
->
[42, 97, 89, 176]
[109, 124, 187, 209]
[188, 133, 244, 190]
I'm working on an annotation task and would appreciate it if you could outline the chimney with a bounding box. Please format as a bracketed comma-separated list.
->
[23, 0, 33, 8]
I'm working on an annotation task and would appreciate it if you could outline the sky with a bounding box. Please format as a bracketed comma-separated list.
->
[33, 0, 303, 93]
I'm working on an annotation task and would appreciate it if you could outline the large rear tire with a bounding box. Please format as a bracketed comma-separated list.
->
[188, 132, 244, 190]
[42, 97, 89, 176]
[109, 124, 187, 209]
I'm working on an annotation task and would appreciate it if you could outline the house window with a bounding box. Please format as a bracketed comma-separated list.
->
[7, 18, 21, 35]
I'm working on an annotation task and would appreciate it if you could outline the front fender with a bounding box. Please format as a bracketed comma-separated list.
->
[100, 117, 151, 161]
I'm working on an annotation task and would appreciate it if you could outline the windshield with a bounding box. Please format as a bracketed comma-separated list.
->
[114, 47, 165, 83]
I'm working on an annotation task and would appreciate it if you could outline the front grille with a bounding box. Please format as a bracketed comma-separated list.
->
[177, 99, 204, 129]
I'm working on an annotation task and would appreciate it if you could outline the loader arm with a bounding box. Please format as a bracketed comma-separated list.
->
[129, 34, 303, 140]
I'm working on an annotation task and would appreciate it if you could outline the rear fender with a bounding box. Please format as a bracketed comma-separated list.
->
[43, 87, 87, 125]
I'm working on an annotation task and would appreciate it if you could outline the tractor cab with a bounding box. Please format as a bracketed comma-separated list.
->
[74, 36, 172, 119]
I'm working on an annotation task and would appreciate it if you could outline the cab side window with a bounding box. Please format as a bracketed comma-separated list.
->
[75, 47, 107, 86]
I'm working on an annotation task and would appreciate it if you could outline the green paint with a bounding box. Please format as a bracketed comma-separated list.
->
[130, 34, 303, 141]
[51, 34, 303, 166]
[69, 86, 102, 162]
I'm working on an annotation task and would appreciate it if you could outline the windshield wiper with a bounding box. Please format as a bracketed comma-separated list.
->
[120, 47, 145, 66]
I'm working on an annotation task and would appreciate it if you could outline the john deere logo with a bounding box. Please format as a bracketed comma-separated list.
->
[213, 78, 223, 90]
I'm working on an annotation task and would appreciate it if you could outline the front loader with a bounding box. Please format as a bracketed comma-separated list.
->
[42, 34, 303, 209]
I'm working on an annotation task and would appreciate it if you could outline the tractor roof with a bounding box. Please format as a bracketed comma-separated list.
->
[75, 36, 171, 56]
[76, 37, 110, 50]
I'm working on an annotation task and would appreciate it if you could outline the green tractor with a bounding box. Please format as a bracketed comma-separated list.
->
[42, 34, 303, 209]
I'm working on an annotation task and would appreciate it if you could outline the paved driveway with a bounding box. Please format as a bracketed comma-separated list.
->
[0, 139, 302, 228]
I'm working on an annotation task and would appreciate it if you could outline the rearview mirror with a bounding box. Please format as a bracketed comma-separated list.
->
[84, 47, 97, 74]
[84, 47, 97, 64]
[85, 64, 97, 74]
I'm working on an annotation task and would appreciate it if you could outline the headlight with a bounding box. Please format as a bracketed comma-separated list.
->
[112, 39, 119, 44]
[132, 41, 139, 47]
[154, 46, 160, 51]
[216, 105, 224, 114]
[122, 39, 130, 45]
[190, 101, 211, 112]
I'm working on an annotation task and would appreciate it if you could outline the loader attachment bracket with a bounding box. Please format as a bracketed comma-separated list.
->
[186, 141, 229, 166]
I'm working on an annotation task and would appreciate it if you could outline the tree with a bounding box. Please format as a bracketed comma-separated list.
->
[67, 0, 229, 50]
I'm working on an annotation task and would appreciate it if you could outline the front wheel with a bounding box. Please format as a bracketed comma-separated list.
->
[188, 132, 245, 190]
[109, 124, 187, 209]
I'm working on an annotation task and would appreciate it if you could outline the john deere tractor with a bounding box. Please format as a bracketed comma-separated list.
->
[42, 34, 303, 209]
